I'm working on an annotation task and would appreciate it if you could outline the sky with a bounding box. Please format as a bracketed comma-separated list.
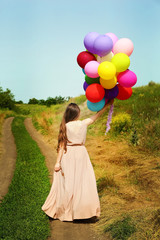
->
[0, 0, 160, 103]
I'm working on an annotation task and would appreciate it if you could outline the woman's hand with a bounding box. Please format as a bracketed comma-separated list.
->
[106, 99, 114, 106]
[108, 99, 114, 105]
[54, 162, 61, 172]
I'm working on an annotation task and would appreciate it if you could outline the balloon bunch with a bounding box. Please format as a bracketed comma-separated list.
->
[77, 32, 137, 112]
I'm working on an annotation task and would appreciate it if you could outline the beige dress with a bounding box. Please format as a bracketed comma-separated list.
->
[41, 118, 100, 221]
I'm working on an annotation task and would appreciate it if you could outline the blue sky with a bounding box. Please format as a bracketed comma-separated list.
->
[0, 0, 159, 103]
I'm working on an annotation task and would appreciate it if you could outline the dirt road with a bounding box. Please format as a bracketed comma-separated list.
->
[24, 118, 105, 240]
[0, 117, 17, 201]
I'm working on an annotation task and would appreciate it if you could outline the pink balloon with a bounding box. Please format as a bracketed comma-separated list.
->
[117, 69, 137, 88]
[105, 33, 118, 47]
[113, 38, 134, 56]
[84, 61, 100, 78]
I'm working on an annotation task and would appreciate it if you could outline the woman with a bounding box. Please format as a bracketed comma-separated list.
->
[41, 100, 113, 221]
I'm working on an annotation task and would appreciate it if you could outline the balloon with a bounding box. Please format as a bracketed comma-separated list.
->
[84, 32, 100, 54]
[77, 51, 96, 69]
[86, 83, 105, 103]
[93, 35, 113, 57]
[100, 76, 117, 89]
[87, 98, 105, 112]
[82, 68, 85, 74]
[113, 38, 134, 56]
[117, 69, 137, 88]
[85, 75, 100, 85]
[105, 33, 118, 47]
[98, 61, 116, 80]
[83, 81, 89, 91]
[105, 98, 109, 105]
[84, 61, 99, 78]
[116, 84, 132, 100]
[105, 85, 119, 99]
[97, 51, 114, 63]
[111, 53, 130, 72]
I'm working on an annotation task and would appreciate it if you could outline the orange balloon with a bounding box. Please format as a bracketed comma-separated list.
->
[100, 76, 117, 89]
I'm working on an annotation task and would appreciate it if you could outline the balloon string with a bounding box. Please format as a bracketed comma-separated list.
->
[105, 103, 114, 135]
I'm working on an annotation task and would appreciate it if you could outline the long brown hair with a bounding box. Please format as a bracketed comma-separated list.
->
[57, 103, 80, 153]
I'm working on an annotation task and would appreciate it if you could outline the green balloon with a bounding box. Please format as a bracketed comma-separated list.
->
[85, 75, 100, 85]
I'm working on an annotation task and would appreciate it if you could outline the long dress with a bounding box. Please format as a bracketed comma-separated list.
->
[41, 118, 100, 221]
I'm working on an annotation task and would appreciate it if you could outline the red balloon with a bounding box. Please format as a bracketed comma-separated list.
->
[116, 84, 132, 100]
[86, 83, 105, 103]
[77, 51, 96, 69]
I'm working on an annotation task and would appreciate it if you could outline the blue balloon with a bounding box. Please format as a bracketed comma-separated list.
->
[87, 98, 105, 112]
[82, 68, 85, 74]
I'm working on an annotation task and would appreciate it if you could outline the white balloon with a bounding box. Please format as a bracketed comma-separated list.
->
[97, 51, 114, 63]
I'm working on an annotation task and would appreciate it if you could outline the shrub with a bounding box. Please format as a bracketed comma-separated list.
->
[104, 216, 136, 240]
[111, 113, 132, 134]
[28, 98, 39, 104]
[0, 86, 16, 110]
[148, 81, 156, 86]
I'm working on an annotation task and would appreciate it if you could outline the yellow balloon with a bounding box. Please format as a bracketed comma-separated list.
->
[100, 76, 117, 89]
[98, 61, 116, 80]
[111, 53, 130, 72]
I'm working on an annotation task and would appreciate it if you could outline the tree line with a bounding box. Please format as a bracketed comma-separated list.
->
[28, 96, 70, 107]
[0, 86, 70, 110]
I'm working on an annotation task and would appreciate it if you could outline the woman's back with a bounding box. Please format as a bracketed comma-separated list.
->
[66, 119, 91, 145]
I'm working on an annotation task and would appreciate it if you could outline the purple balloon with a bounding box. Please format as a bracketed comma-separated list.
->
[93, 35, 113, 57]
[83, 81, 89, 91]
[84, 32, 100, 54]
[105, 85, 119, 99]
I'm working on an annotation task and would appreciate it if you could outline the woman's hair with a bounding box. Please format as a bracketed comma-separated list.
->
[57, 103, 80, 153]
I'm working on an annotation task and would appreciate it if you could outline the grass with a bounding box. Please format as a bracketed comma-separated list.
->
[0, 117, 51, 240]
[104, 216, 136, 240]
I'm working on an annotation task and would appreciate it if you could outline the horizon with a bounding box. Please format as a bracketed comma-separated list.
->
[5, 81, 157, 104]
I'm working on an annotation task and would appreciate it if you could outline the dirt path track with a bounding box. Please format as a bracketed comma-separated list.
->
[24, 118, 105, 240]
[0, 117, 17, 201]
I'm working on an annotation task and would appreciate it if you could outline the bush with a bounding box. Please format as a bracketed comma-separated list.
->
[28, 98, 39, 104]
[111, 113, 132, 134]
[15, 100, 23, 104]
[0, 86, 16, 110]
[148, 81, 156, 86]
